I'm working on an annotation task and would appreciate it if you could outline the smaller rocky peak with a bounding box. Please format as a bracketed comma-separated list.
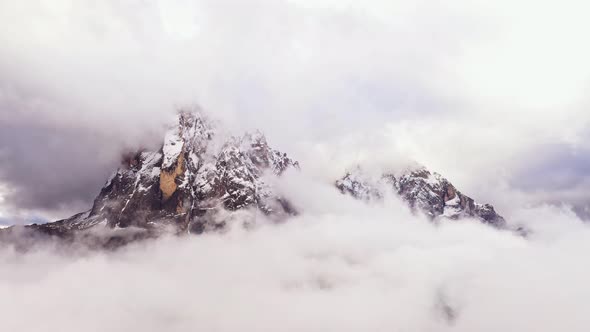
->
[336, 164, 506, 228]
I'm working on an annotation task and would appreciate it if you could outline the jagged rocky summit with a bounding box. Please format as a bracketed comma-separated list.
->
[336, 165, 506, 227]
[1, 110, 506, 247]
[24, 111, 299, 241]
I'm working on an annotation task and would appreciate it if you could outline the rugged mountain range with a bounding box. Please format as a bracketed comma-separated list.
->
[0, 110, 505, 248]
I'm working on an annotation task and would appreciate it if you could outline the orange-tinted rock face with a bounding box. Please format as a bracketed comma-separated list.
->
[159, 150, 184, 201]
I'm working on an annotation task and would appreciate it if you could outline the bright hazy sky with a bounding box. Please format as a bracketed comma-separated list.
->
[1, 0, 589, 224]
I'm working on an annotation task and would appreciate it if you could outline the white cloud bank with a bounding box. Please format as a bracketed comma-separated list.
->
[1, 175, 589, 331]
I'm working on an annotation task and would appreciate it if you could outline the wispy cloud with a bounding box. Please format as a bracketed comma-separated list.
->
[1, 175, 589, 331]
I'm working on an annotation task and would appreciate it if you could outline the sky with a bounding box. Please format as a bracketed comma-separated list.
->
[2, 1, 590, 331]
[0, 0, 589, 224]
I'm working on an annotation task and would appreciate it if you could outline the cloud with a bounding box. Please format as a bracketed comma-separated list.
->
[1, 0, 590, 221]
[0, 124, 117, 212]
[1, 175, 589, 331]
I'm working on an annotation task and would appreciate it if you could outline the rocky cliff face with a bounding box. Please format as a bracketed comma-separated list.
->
[336, 166, 506, 227]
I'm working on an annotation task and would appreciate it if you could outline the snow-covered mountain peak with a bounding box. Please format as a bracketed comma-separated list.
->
[38, 110, 299, 236]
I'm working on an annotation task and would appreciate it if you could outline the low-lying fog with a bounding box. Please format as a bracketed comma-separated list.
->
[1, 173, 589, 332]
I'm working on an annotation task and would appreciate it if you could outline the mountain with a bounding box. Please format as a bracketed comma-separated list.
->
[78, 111, 298, 234]
[336, 166, 506, 227]
[1, 111, 298, 247]
[0, 110, 505, 248]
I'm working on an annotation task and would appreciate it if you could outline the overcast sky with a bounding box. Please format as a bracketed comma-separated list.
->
[1, 0, 589, 224]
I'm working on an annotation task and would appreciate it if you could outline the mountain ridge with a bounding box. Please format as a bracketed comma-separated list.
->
[0, 110, 506, 248]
